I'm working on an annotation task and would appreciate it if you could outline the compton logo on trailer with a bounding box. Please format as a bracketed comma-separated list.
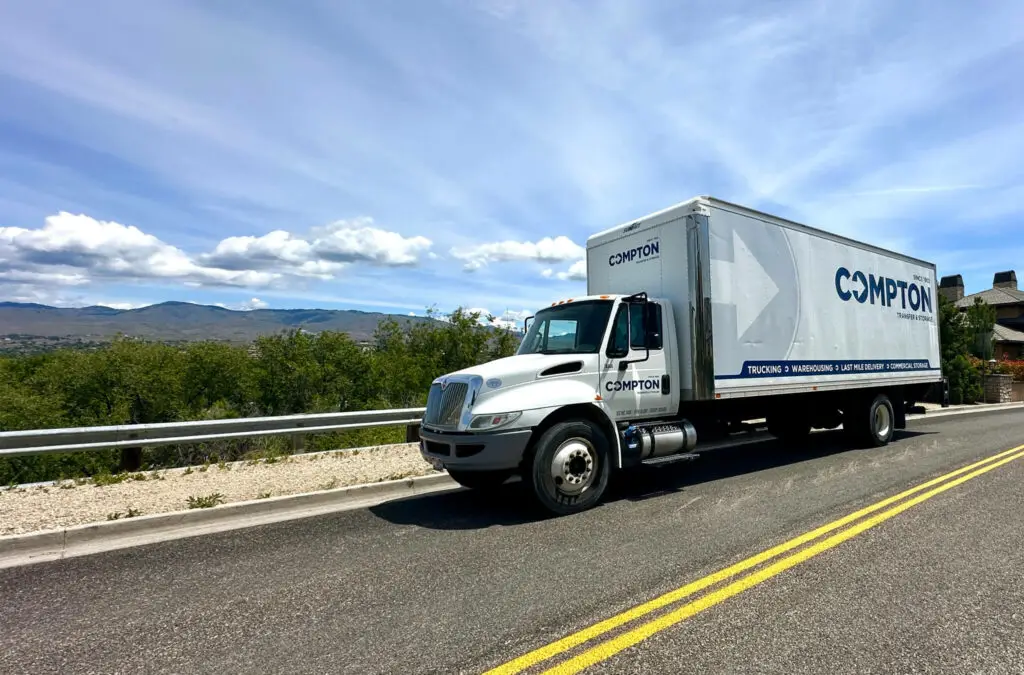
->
[834, 267, 934, 314]
[608, 238, 660, 267]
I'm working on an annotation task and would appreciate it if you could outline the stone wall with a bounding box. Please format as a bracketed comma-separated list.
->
[983, 374, 1014, 403]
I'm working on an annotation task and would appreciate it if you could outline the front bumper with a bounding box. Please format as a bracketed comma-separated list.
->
[419, 426, 533, 471]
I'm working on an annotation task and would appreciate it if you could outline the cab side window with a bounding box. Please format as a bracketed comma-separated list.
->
[629, 303, 663, 350]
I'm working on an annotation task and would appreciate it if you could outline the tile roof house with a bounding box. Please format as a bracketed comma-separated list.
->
[940, 271, 1024, 360]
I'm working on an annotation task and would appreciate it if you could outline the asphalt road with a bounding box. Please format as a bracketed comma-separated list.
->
[1, 408, 1023, 675]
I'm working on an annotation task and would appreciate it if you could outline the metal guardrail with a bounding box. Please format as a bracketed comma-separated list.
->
[0, 408, 426, 458]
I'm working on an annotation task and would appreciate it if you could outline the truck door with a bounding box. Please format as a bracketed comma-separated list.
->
[602, 300, 674, 422]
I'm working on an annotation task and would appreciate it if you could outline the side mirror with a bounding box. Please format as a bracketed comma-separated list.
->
[625, 291, 649, 305]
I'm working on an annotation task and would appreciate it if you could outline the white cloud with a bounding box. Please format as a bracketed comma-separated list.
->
[490, 308, 532, 331]
[201, 218, 433, 277]
[548, 259, 586, 282]
[0, 268, 90, 286]
[1, 212, 434, 296]
[460, 307, 532, 330]
[0, 212, 279, 288]
[450, 236, 584, 272]
[0, 281, 150, 309]
[213, 298, 269, 311]
[205, 230, 315, 270]
[429, 306, 531, 330]
[0, 284, 71, 306]
[311, 218, 433, 266]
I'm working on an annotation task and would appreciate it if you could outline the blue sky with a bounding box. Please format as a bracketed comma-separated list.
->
[0, 0, 1021, 322]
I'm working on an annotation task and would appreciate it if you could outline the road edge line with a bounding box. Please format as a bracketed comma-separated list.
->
[0, 472, 459, 570]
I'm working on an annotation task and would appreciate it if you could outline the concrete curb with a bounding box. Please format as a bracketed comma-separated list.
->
[908, 401, 1023, 420]
[0, 472, 459, 570]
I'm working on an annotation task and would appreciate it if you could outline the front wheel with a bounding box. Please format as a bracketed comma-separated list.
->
[446, 469, 513, 490]
[526, 420, 611, 515]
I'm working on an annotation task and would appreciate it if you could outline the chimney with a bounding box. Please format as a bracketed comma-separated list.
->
[993, 270, 1018, 290]
[939, 274, 965, 302]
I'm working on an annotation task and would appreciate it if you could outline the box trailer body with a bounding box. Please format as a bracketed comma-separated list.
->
[586, 196, 942, 402]
[419, 196, 943, 514]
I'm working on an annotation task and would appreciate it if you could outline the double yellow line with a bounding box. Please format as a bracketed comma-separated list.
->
[486, 443, 1024, 675]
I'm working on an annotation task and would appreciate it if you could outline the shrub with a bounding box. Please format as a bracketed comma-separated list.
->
[995, 360, 1024, 381]
[187, 493, 226, 509]
[947, 354, 983, 405]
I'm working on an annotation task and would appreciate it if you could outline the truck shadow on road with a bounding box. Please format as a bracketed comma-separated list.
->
[609, 429, 933, 504]
[369, 429, 934, 531]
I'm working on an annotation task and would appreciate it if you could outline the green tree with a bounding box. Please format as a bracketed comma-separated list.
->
[251, 329, 372, 415]
[28, 339, 187, 426]
[181, 341, 256, 416]
[965, 296, 997, 359]
[370, 318, 422, 408]
[310, 330, 371, 412]
[488, 324, 520, 362]
[938, 295, 993, 404]
[0, 358, 67, 432]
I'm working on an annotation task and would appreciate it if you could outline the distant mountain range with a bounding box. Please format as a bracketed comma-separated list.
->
[0, 301, 432, 343]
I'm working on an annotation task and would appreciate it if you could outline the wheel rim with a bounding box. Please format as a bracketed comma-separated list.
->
[550, 438, 597, 496]
[873, 404, 892, 438]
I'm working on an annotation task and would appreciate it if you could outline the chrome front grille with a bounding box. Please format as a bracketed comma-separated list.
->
[423, 381, 468, 429]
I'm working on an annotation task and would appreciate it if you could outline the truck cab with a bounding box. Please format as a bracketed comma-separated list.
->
[418, 292, 693, 514]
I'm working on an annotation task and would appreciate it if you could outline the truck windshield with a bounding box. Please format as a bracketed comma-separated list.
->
[517, 300, 614, 355]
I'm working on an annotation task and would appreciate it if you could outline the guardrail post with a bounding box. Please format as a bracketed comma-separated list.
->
[291, 435, 306, 454]
[119, 447, 143, 472]
[405, 424, 421, 444]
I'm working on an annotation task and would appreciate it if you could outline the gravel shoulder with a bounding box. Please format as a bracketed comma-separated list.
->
[0, 444, 437, 535]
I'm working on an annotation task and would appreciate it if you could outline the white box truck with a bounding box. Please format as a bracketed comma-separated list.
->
[419, 197, 942, 514]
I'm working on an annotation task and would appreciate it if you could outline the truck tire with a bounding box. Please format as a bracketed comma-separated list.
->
[846, 393, 895, 447]
[446, 469, 512, 490]
[767, 416, 812, 445]
[526, 419, 611, 515]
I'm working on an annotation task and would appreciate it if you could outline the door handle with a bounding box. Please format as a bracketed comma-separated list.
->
[661, 374, 670, 395]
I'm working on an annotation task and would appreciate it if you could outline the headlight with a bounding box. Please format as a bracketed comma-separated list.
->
[468, 412, 522, 431]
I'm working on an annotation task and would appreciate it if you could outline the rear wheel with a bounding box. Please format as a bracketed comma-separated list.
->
[526, 419, 611, 515]
[867, 394, 895, 446]
[446, 469, 513, 490]
[845, 393, 895, 447]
